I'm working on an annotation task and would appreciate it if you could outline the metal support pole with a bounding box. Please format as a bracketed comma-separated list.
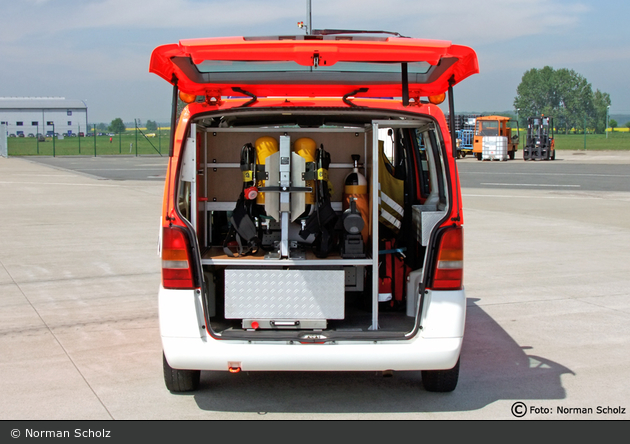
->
[306, 0, 312, 35]
[78, 124, 81, 154]
[169, 77, 179, 157]
[583, 115, 586, 150]
[93, 124, 97, 157]
[447, 78, 457, 159]
[135, 119, 138, 157]
[279, 135, 291, 258]
[516, 108, 520, 146]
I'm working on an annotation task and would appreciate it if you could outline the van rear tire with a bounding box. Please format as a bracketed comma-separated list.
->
[421, 358, 460, 392]
[163, 352, 200, 392]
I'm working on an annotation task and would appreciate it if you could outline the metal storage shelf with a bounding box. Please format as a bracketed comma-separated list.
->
[201, 247, 372, 266]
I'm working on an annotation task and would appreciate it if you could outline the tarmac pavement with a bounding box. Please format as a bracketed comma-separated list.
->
[0, 152, 628, 420]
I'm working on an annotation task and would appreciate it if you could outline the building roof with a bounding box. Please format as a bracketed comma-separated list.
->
[0, 97, 87, 110]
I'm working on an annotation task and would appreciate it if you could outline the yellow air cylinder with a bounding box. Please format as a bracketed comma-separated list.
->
[293, 137, 316, 205]
[255, 136, 279, 205]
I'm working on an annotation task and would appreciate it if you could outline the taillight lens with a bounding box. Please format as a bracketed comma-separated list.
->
[430, 226, 463, 290]
[161, 226, 195, 289]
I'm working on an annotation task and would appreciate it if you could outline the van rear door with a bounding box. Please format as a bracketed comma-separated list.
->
[149, 35, 478, 99]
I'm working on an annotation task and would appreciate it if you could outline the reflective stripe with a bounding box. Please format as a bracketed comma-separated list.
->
[380, 191, 404, 217]
[162, 260, 189, 269]
[438, 260, 464, 269]
[380, 208, 401, 229]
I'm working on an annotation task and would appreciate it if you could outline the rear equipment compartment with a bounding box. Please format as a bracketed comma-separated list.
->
[173, 107, 454, 341]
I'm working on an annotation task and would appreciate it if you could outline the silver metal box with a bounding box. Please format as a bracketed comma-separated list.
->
[224, 269, 345, 319]
[412, 205, 445, 246]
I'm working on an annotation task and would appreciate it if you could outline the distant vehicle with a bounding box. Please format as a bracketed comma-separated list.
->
[27, 133, 35, 138]
[79, 132, 85, 137]
[472, 115, 519, 161]
[524, 116, 555, 161]
[456, 129, 474, 158]
[9, 133, 16, 138]
[37, 134, 45, 142]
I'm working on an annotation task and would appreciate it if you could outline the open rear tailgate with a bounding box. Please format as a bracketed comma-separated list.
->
[149, 35, 478, 99]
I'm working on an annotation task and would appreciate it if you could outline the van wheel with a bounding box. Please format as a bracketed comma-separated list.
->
[421, 358, 460, 392]
[476, 153, 482, 161]
[163, 352, 200, 392]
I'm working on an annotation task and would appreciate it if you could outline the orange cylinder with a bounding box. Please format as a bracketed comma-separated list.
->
[342, 154, 369, 243]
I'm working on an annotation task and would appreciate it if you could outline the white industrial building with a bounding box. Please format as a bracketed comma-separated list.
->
[0, 97, 88, 137]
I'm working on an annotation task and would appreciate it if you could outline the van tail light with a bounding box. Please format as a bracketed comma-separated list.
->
[430, 226, 463, 291]
[161, 225, 195, 289]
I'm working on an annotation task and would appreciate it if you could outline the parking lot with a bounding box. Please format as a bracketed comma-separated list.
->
[0, 151, 629, 420]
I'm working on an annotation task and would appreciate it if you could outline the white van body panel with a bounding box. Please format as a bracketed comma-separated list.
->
[159, 285, 465, 371]
[421, 289, 467, 339]
[158, 287, 205, 339]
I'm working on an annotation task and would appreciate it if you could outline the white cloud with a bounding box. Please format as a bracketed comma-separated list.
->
[312, 0, 589, 44]
[1, 0, 589, 45]
[3, 0, 621, 120]
[0, 0, 303, 42]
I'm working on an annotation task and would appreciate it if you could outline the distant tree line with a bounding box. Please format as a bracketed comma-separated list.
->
[514, 66, 611, 134]
[87, 119, 166, 133]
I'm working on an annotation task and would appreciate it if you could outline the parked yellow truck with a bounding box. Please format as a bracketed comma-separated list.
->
[472, 115, 519, 161]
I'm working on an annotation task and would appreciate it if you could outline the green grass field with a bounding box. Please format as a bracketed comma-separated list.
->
[7, 130, 171, 156]
[552, 132, 630, 150]
[7, 128, 630, 156]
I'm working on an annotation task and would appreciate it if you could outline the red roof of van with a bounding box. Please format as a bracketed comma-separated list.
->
[149, 35, 478, 99]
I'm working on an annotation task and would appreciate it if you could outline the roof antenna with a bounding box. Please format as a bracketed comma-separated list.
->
[297, 0, 312, 35]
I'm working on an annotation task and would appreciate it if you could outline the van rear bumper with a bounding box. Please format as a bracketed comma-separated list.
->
[162, 335, 462, 372]
[159, 286, 465, 372]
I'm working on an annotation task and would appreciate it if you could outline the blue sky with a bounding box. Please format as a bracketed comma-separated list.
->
[1, 0, 628, 123]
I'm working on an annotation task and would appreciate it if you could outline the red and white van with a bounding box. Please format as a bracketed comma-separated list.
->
[150, 32, 478, 392]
